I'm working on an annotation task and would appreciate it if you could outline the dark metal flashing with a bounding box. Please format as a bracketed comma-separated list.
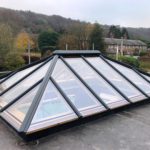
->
[20, 55, 58, 133]
[60, 57, 110, 110]
[50, 77, 82, 117]
[0, 79, 43, 112]
[99, 55, 150, 98]
[53, 50, 101, 57]
[0, 57, 52, 96]
[82, 56, 132, 104]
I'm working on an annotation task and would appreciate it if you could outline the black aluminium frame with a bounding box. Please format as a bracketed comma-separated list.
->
[99, 55, 150, 98]
[0, 57, 52, 96]
[102, 54, 150, 82]
[81, 56, 132, 103]
[20, 54, 83, 134]
[0, 50, 150, 141]
[0, 79, 43, 112]
[19, 55, 59, 132]
[60, 56, 110, 110]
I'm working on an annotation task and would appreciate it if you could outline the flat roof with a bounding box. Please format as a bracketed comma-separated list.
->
[1, 103, 150, 149]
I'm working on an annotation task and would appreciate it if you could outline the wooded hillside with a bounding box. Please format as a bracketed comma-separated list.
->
[0, 7, 150, 41]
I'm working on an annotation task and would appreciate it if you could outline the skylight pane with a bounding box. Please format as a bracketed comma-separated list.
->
[108, 60, 150, 95]
[0, 63, 42, 93]
[0, 61, 51, 108]
[66, 58, 128, 107]
[87, 57, 145, 101]
[52, 59, 105, 115]
[31, 81, 76, 124]
[142, 74, 150, 82]
[6, 84, 40, 123]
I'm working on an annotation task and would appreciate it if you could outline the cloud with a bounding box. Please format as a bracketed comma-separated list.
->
[1, 0, 150, 27]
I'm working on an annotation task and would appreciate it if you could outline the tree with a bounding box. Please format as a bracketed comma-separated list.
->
[108, 25, 122, 38]
[68, 23, 93, 50]
[90, 23, 105, 52]
[58, 34, 78, 50]
[15, 31, 34, 53]
[0, 24, 14, 68]
[108, 26, 130, 39]
[4, 52, 25, 70]
[38, 30, 59, 55]
[121, 28, 130, 39]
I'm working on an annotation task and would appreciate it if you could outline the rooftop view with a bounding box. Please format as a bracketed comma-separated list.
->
[0, 0, 150, 149]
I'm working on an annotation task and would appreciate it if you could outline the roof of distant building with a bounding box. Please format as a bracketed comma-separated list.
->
[104, 38, 147, 46]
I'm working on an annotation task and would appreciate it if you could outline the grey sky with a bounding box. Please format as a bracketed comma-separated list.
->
[1, 0, 150, 28]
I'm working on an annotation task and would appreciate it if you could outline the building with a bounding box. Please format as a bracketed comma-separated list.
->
[104, 38, 147, 55]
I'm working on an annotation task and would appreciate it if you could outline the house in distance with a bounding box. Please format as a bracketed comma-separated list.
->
[104, 38, 147, 55]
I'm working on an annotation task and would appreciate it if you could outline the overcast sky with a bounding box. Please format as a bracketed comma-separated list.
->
[1, 0, 150, 28]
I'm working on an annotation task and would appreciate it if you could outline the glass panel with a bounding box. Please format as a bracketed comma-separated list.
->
[0, 61, 51, 108]
[66, 58, 126, 104]
[142, 74, 150, 82]
[52, 59, 102, 112]
[108, 60, 150, 94]
[87, 57, 143, 99]
[6, 84, 40, 123]
[31, 81, 75, 124]
[0, 63, 42, 93]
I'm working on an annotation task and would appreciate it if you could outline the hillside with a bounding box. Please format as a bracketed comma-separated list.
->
[0, 7, 150, 41]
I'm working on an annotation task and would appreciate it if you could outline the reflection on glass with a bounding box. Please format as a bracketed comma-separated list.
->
[32, 81, 74, 123]
[66, 58, 125, 104]
[0, 63, 42, 93]
[52, 59, 101, 111]
[87, 57, 143, 99]
[7, 84, 40, 122]
[142, 74, 150, 82]
[0, 61, 51, 108]
[109, 60, 150, 94]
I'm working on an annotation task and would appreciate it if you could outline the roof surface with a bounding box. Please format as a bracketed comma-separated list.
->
[0, 50, 150, 141]
[1, 103, 150, 150]
[104, 38, 147, 46]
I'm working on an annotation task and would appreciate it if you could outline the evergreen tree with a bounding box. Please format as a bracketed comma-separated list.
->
[90, 23, 105, 52]
[121, 28, 130, 39]
[108, 25, 122, 38]
[38, 30, 59, 55]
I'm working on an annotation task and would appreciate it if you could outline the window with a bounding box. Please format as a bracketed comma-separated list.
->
[87, 57, 145, 100]
[28, 81, 78, 133]
[6, 84, 41, 123]
[142, 74, 150, 82]
[0, 61, 51, 108]
[109, 60, 150, 95]
[0, 63, 42, 93]
[66, 58, 127, 106]
[52, 59, 104, 115]
[32, 81, 76, 124]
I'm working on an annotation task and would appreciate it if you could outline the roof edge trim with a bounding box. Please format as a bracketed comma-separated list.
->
[53, 50, 101, 56]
